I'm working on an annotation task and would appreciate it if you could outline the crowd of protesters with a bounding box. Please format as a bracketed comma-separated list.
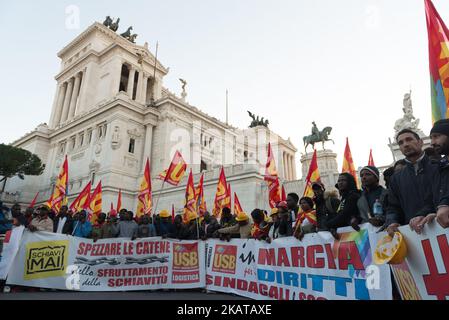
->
[2, 120, 449, 244]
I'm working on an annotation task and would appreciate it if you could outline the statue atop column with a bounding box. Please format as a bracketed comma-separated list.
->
[303, 121, 334, 152]
[247, 111, 269, 128]
[393, 90, 424, 136]
[179, 78, 187, 100]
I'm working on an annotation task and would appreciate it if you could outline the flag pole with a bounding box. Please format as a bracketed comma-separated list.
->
[151, 179, 166, 227]
[226, 89, 229, 125]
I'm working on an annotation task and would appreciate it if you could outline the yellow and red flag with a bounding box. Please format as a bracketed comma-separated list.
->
[183, 169, 197, 223]
[223, 183, 232, 211]
[342, 138, 359, 188]
[29, 192, 39, 208]
[137, 158, 152, 217]
[213, 167, 228, 217]
[281, 185, 286, 202]
[368, 149, 375, 167]
[110, 202, 117, 217]
[234, 192, 244, 216]
[88, 181, 102, 224]
[195, 173, 207, 217]
[70, 181, 91, 213]
[158, 150, 187, 186]
[47, 155, 69, 213]
[265, 143, 281, 208]
[303, 149, 321, 198]
[116, 189, 122, 212]
[425, 0, 449, 123]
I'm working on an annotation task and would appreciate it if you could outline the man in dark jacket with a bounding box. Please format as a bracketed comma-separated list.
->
[312, 182, 340, 232]
[418, 119, 449, 230]
[53, 205, 73, 235]
[201, 211, 220, 239]
[327, 173, 361, 234]
[386, 129, 438, 237]
[357, 166, 388, 227]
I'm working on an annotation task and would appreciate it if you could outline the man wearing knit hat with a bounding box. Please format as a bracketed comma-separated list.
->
[417, 119, 449, 230]
[312, 182, 340, 232]
[357, 166, 388, 227]
[386, 129, 438, 237]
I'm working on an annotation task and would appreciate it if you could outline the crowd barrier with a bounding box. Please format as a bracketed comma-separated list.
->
[0, 223, 448, 300]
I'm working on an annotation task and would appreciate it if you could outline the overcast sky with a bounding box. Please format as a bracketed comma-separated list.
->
[1, 0, 447, 177]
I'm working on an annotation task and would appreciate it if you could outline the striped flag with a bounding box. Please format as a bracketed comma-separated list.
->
[234, 192, 244, 216]
[303, 149, 321, 198]
[87, 181, 102, 224]
[183, 169, 197, 223]
[137, 158, 152, 217]
[342, 138, 359, 188]
[29, 192, 39, 208]
[116, 189, 122, 212]
[46, 155, 69, 213]
[265, 143, 281, 208]
[195, 174, 207, 217]
[213, 167, 228, 218]
[425, 0, 449, 123]
[69, 181, 91, 213]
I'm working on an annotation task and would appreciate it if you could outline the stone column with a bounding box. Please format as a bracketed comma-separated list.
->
[141, 125, 153, 172]
[127, 68, 136, 99]
[52, 83, 67, 128]
[136, 71, 144, 102]
[292, 155, 297, 180]
[283, 152, 287, 180]
[60, 78, 74, 123]
[68, 73, 82, 120]
[289, 154, 294, 181]
[140, 75, 149, 104]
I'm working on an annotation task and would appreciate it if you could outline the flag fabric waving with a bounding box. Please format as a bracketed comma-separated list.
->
[368, 149, 375, 167]
[69, 181, 91, 213]
[425, 0, 449, 123]
[88, 181, 102, 224]
[281, 185, 287, 202]
[195, 174, 207, 217]
[110, 202, 117, 217]
[116, 189, 122, 212]
[303, 149, 321, 198]
[46, 155, 69, 213]
[158, 150, 187, 186]
[137, 158, 152, 217]
[234, 192, 244, 216]
[265, 143, 281, 208]
[213, 167, 229, 217]
[342, 138, 359, 188]
[183, 169, 197, 223]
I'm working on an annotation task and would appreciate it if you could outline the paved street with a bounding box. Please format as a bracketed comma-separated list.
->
[0, 289, 249, 300]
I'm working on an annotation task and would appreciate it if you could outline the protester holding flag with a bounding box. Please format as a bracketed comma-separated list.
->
[218, 207, 235, 229]
[250, 209, 270, 241]
[275, 201, 293, 238]
[155, 209, 174, 237]
[53, 205, 73, 235]
[217, 211, 251, 239]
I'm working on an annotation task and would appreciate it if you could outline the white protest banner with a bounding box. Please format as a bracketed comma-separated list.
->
[388, 222, 449, 300]
[206, 224, 392, 300]
[6, 231, 205, 291]
[0, 226, 25, 279]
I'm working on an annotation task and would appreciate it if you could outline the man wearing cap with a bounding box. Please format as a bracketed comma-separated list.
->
[217, 211, 252, 239]
[156, 209, 174, 237]
[201, 211, 220, 239]
[183, 212, 204, 240]
[28, 206, 54, 232]
[312, 182, 340, 232]
[275, 201, 293, 237]
[386, 129, 438, 237]
[416, 119, 449, 230]
[357, 166, 388, 227]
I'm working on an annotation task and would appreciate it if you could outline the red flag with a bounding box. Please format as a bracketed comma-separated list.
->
[69, 181, 91, 212]
[303, 149, 321, 198]
[368, 149, 375, 167]
[342, 138, 359, 188]
[137, 158, 152, 217]
[183, 169, 197, 223]
[172, 204, 175, 223]
[158, 150, 187, 186]
[29, 192, 39, 208]
[87, 181, 102, 224]
[47, 155, 69, 213]
[281, 185, 286, 202]
[213, 167, 228, 217]
[110, 202, 117, 217]
[234, 192, 244, 216]
[264, 143, 278, 182]
[116, 189, 122, 212]
[195, 174, 207, 217]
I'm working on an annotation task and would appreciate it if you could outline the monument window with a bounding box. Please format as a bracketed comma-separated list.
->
[244, 151, 248, 161]
[59, 142, 66, 155]
[70, 136, 76, 151]
[128, 138, 135, 154]
[79, 133, 84, 147]
[132, 71, 139, 100]
[119, 64, 130, 92]
[87, 129, 92, 144]
[200, 160, 207, 172]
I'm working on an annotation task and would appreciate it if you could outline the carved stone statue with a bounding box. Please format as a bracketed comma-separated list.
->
[247, 111, 269, 128]
[394, 91, 424, 136]
[128, 33, 138, 43]
[303, 122, 334, 151]
[103, 16, 113, 27]
[110, 18, 120, 32]
[179, 78, 187, 100]
[111, 126, 121, 149]
[120, 26, 133, 39]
